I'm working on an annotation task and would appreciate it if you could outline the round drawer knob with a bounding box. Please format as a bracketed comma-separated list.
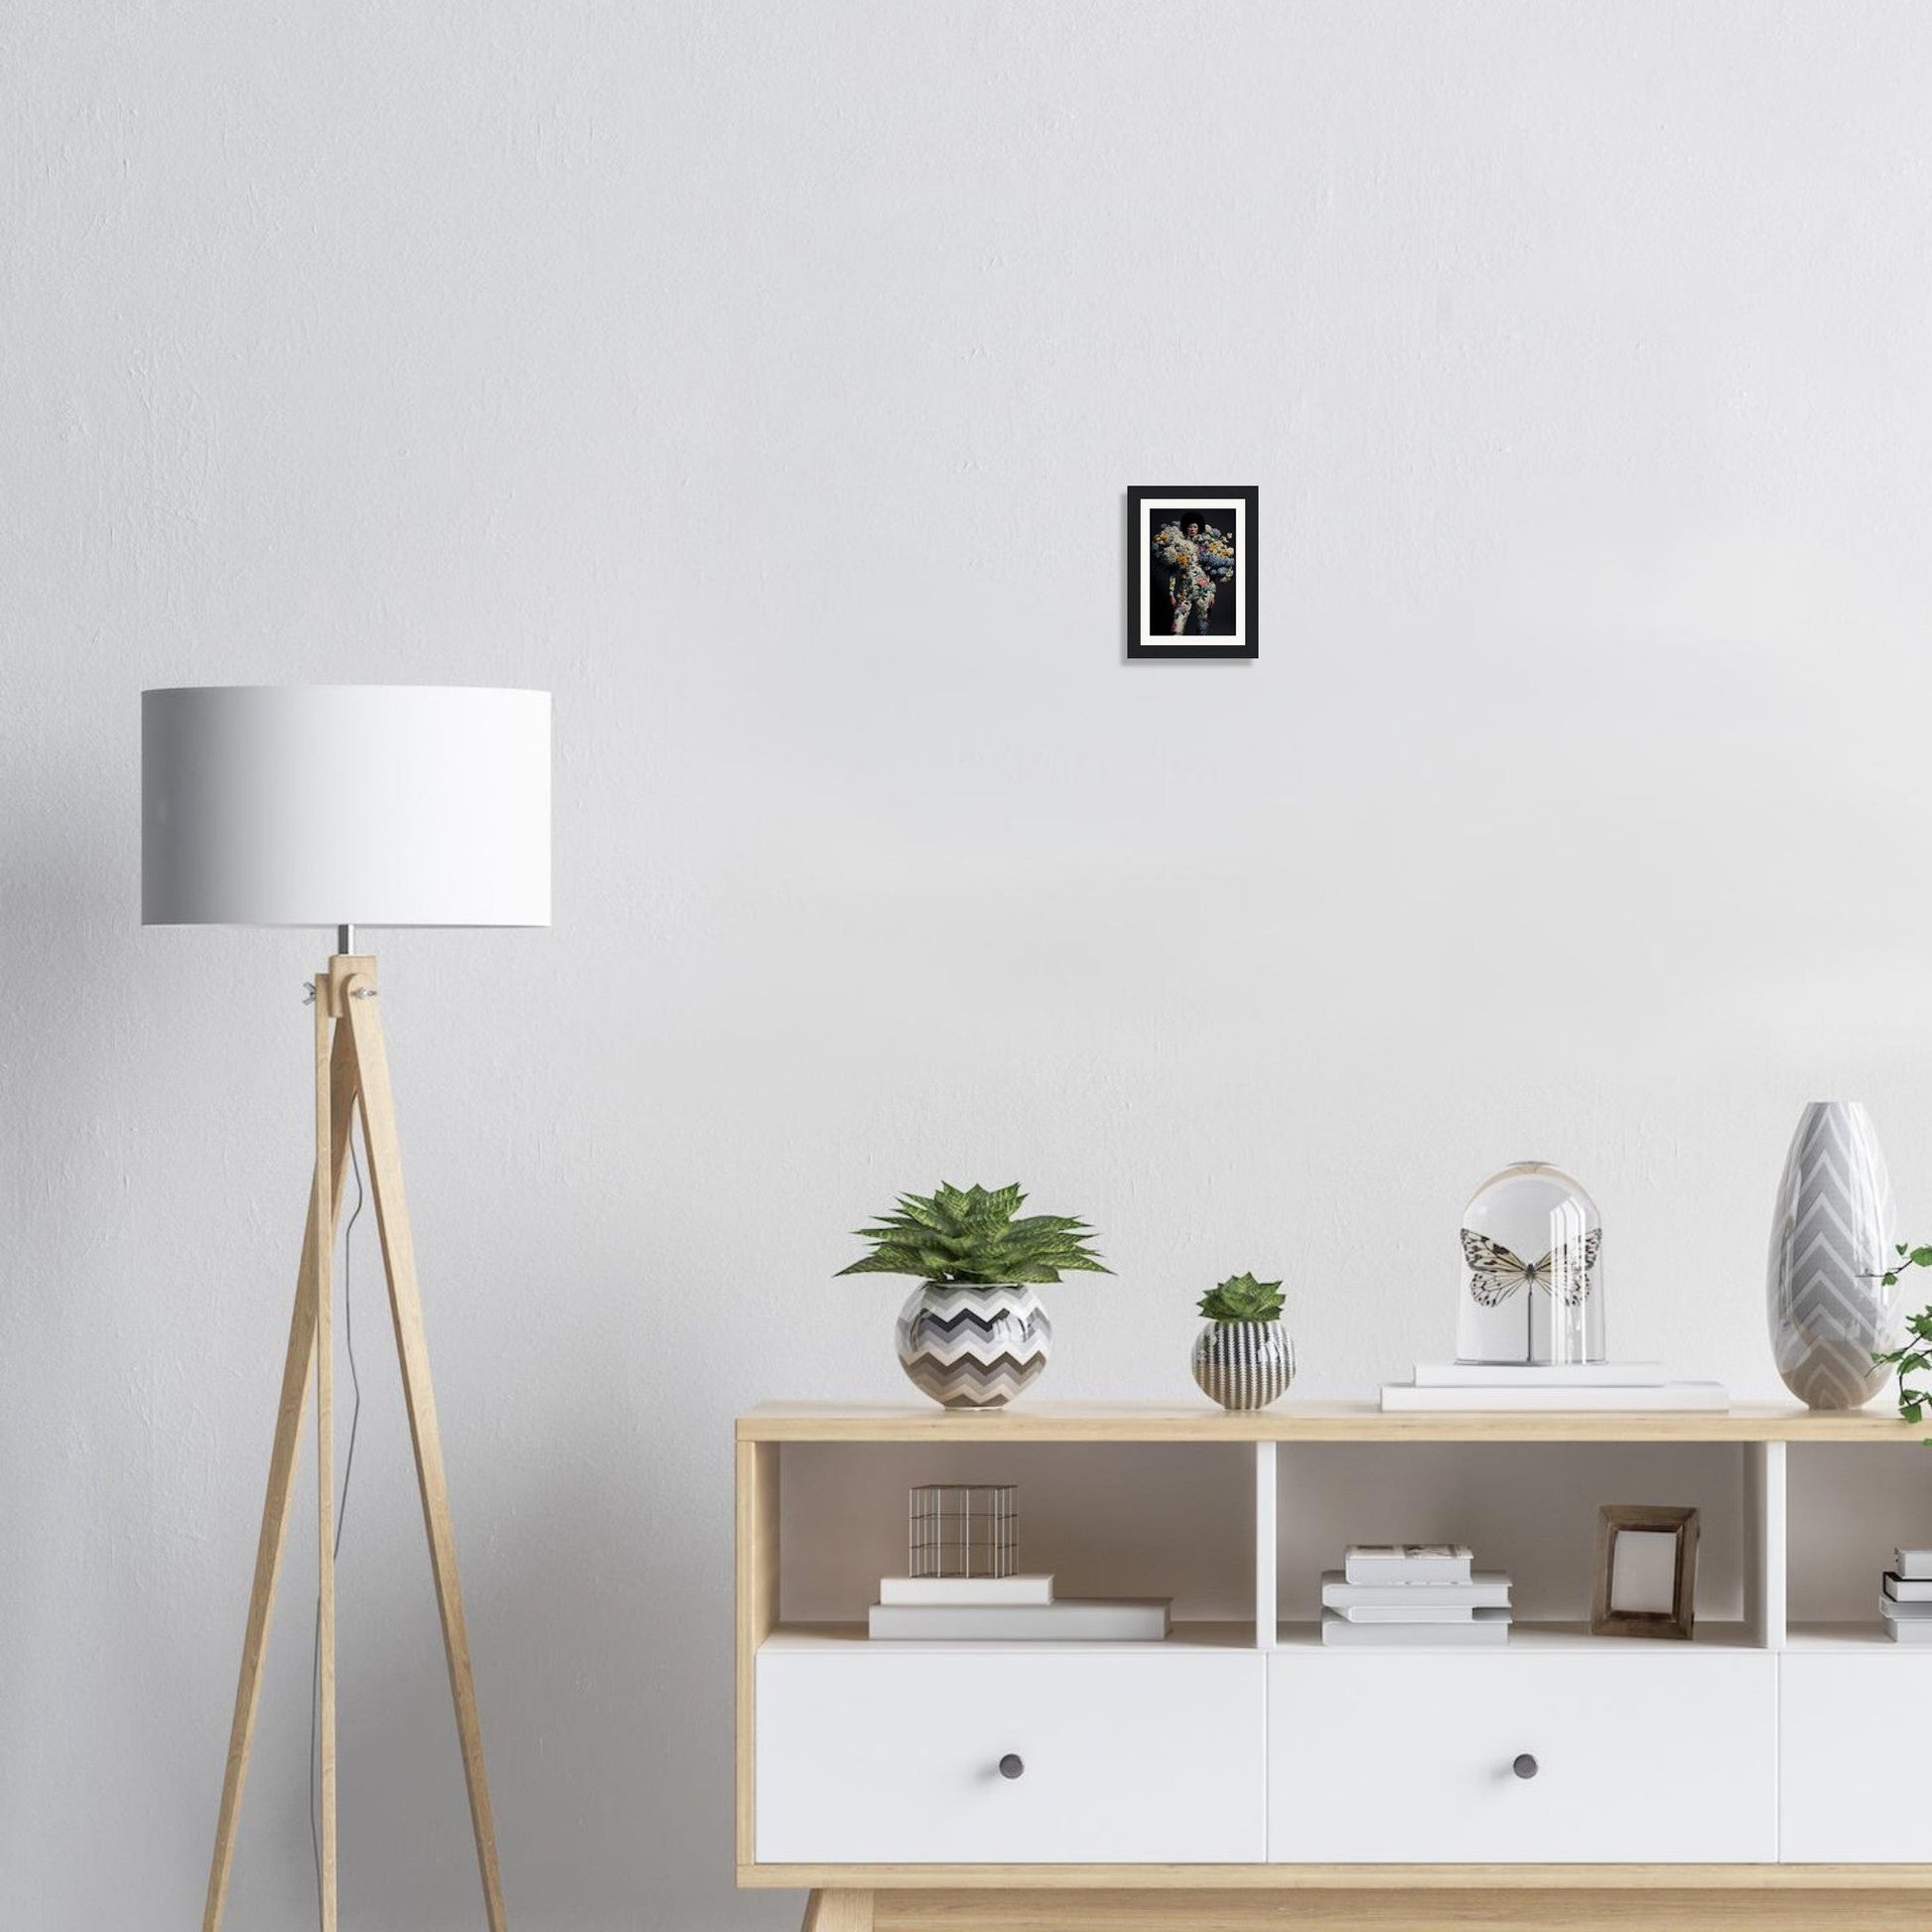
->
[998, 1753, 1026, 1780]
[1512, 1753, 1539, 1781]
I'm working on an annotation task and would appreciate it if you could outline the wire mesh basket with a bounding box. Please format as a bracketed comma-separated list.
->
[908, 1483, 1017, 1579]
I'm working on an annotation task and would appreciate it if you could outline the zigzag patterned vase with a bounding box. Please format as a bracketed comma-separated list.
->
[1767, 1100, 1901, 1411]
[896, 1283, 1051, 1409]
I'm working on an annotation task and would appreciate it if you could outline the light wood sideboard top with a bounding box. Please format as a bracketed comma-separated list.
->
[737, 1398, 1925, 1444]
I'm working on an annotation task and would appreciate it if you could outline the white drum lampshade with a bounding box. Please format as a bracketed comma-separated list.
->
[142, 685, 550, 927]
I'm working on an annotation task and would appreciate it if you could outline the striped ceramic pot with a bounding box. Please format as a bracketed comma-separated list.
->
[1191, 1319, 1296, 1411]
[1767, 1100, 1901, 1411]
[896, 1283, 1051, 1409]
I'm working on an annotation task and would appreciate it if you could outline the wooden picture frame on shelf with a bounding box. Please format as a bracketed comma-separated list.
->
[1591, 1503, 1699, 1639]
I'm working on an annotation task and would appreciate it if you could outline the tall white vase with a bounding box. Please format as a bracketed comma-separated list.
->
[1766, 1101, 1900, 1411]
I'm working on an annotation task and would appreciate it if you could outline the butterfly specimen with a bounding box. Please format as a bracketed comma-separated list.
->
[1460, 1227, 1601, 1308]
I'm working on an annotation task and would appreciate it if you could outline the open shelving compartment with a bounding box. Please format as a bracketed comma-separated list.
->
[1784, 1437, 1932, 1650]
[739, 1405, 1932, 1664]
[1268, 1436, 1782, 1650]
[764, 1436, 1264, 1649]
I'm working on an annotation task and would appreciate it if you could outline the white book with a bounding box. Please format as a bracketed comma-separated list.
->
[1412, 1360, 1666, 1389]
[1321, 1570, 1511, 1610]
[879, 1575, 1054, 1606]
[1889, 1618, 1932, 1644]
[1320, 1607, 1510, 1647]
[1879, 1595, 1932, 1623]
[1882, 1573, 1932, 1603]
[1343, 1544, 1473, 1586]
[1339, 1602, 1475, 1623]
[867, 1598, 1170, 1641]
[1380, 1381, 1728, 1414]
[1895, 1549, 1932, 1582]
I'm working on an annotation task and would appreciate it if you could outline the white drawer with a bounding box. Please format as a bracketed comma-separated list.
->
[1268, 1648, 1776, 1863]
[1782, 1651, 1932, 1861]
[756, 1645, 1266, 1863]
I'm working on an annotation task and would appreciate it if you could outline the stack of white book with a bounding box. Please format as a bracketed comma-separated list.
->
[1381, 1361, 1728, 1413]
[1320, 1544, 1511, 1646]
[867, 1573, 1171, 1640]
[1881, 1550, 1932, 1644]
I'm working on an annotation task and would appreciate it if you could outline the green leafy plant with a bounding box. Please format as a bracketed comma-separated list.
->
[1196, 1271, 1286, 1323]
[837, 1182, 1110, 1286]
[1872, 1243, 1932, 1435]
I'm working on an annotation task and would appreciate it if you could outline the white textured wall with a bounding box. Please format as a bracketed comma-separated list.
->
[8, 3, 1932, 1925]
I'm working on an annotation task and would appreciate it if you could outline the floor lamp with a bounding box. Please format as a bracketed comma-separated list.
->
[143, 685, 551, 1932]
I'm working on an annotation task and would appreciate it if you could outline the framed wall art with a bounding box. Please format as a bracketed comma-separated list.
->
[1127, 484, 1259, 659]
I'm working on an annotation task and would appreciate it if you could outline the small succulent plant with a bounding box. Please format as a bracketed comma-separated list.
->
[1196, 1271, 1286, 1323]
[837, 1182, 1110, 1286]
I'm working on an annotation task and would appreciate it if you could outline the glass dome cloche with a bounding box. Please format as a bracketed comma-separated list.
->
[1457, 1162, 1604, 1366]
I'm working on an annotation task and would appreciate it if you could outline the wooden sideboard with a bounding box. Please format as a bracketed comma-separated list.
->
[736, 1401, 1932, 1931]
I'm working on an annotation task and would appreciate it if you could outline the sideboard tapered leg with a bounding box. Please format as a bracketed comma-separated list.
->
[801, 1889, 875, 1932]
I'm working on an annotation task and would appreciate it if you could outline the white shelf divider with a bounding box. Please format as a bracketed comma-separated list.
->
[1744, 1439, 1787, 1650]
[1255, 1442, 1278, 1650]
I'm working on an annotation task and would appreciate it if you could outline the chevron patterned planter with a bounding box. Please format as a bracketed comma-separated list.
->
[1191, 1319, 1296, 1411]
[896, 1283, 1051, 1409]
[1767, 1101, 1901, 1411]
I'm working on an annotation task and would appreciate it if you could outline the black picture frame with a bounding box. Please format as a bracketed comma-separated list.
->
[1127, 485, 1259, 660]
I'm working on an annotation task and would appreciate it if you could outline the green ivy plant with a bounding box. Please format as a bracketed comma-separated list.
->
[1873, 1243, 1932, 1436]
[1196, 1272, 1286, 1323]
[837, 1181, 1109, 1286]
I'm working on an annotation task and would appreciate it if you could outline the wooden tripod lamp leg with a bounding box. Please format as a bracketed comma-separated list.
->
[345, 973, 510, 1932]
[204, 1016, 358, 1932]
[314, 979, 339, 1931]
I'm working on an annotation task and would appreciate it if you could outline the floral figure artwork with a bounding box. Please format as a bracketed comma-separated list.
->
[1127, 486, 1258, 659]
[1152, 517, 1237, 635]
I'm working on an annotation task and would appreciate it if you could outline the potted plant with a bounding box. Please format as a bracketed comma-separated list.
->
[1191, 1272, 1296, 1411]
[838, 1182, 1109, 1408]
[1870, 1242, 1932, 1439]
